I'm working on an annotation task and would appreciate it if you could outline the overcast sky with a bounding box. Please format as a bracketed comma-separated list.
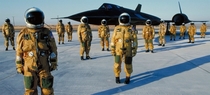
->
[0, 0, 209, 25]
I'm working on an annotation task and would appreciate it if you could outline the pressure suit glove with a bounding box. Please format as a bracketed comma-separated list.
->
[111, 47, 116, 56]
[50, 52, 58, 71]
[132, 50, 137, 57]
[16, 67, 24, 74]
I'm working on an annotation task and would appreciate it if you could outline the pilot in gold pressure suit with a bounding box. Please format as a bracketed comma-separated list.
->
[188, 22, 196, 43]
[110, 13, 138, 84]
[56, 20, 65, 44]
[179, 23, 186, 39]
[15, 7, 58, 95]
[65, 21, 73, 42]
[158, 20, 166, 47]
[98, 19, 110, 51]
[142, 19, 155, 53]
[2, 18, 15, 51]
[200, 22, 207, 38]
[77, 16, 92, 60]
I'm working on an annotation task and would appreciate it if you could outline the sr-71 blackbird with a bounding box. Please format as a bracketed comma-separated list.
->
[52, 2, 208, 29]
[52, 3, 161, 25]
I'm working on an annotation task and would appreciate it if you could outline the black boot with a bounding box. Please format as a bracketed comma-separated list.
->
[58, 42, 60, 44]
[145, 50, 149, 52]
[107, 48, 109, 51]
[102, 48, 104, 51]
[162, 44, 165, 47]
[116, 77, 120, 84]
[151, 50, 154, 53]
[81, 56, 84, 60]
[124, 77, 130, 84]
[158, 44, 162, 46]
[5, 47, 8, 51]
[86, 56, 91, 59]
[13, 47, 15, 50]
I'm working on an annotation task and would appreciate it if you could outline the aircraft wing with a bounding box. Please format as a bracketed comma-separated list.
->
[190, 20, 209, 23]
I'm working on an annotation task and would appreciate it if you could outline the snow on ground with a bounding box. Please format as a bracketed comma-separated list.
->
[0, 29, 210, 95]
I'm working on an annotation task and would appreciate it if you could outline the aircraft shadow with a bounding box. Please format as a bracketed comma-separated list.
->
[92, 55, 210, 95]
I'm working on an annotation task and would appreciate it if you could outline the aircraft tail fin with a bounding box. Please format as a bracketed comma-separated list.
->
[135, 4, 141, 12]
[178, 1, 182, 14]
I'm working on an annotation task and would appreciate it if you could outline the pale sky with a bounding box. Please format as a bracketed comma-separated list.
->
[0, 0, 209, 25]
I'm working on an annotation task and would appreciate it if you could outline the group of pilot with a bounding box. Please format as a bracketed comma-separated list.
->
[76, 13, 138, 84]
[1, 6, 208, 94]
[55, 19, 73, 44]
[168, 22, 207, 43]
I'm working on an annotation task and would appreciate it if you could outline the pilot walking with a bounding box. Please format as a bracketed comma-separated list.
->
[56, 20, 65, 44]
[2, 18, 15, 51]
[77, 16, 92, 60]
[188, 22, 196, 43]
[179, 23, 186, 39]
[200, 22, 207, 38]
[111, 13, 138, 84]
[65, 21, 73, 42]
[98, 19, 110, 51]
[15, 7, 58, 95]
[169, 23, 176, 41]
[158, 20, 166, 46]
[142, 19, 155, 53]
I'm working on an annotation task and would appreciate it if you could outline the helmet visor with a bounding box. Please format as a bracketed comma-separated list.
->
[82, 18, 88, 23]
[102, 21, 106, 24]
[120, 16, 129, 23]
[26, 11, 44, 25]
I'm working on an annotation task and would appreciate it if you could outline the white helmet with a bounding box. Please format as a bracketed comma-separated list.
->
[118, 13, 131, 25]
[190, 22, 194, 25]
[24, 7, 44, 28]
[101, 19, 107, 25]
[182, 23, 185, 25]
[160, 20, 165, 23]
[145, 19, 152, 25]
[80, 16, 88, 24]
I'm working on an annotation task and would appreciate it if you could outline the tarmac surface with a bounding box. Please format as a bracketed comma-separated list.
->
[0, 29, 210, 95]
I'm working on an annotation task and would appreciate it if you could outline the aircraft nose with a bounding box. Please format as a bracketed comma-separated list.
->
[68, 15, 81, 21]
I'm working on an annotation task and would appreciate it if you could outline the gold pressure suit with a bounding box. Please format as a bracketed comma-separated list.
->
[142, 25, 155, 51]
[16, 27, 57, 95]
[111, 25, 138, 77]
[180, 25, 186, 39]
[169, 25, 176, 40]
[2, 22, 15, 49]
[200, 24, 207, 38]
[77, 23, 92, 57]
[188, 25, 196, 43]
[158, 23, 166, 45]
[65, 24, 73, 41]
[56, 22, 65, 43]
[98, 24, 110, 49]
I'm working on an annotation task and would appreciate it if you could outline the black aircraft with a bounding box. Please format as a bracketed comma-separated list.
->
[164, 2, 208, 34]
[52, 3, 161, 25]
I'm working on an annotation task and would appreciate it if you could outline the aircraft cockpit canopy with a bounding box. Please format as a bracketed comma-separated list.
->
[99, 3, 122, 10]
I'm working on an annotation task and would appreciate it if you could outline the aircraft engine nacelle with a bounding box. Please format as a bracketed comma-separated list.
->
[172, 13, 190, 25]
